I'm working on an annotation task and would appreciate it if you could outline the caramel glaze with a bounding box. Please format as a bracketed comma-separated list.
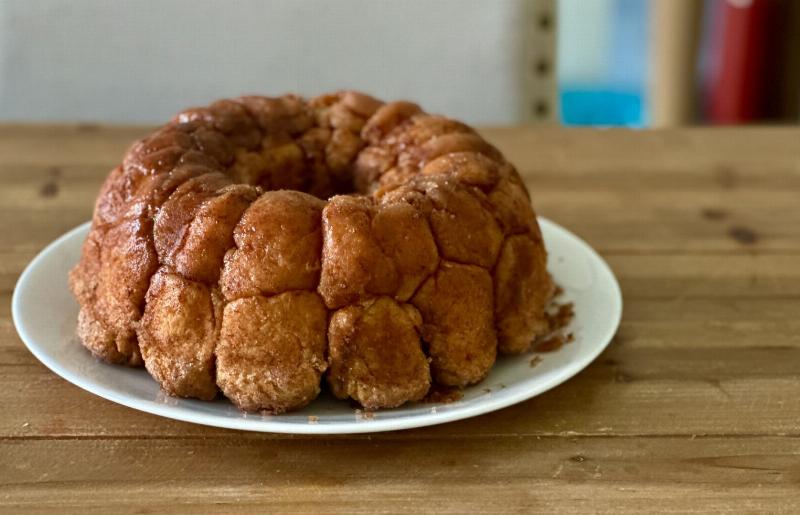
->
[69, 91, 555, 413]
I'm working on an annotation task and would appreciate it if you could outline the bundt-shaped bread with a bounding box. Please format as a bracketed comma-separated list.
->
[69, 91, 555, 413]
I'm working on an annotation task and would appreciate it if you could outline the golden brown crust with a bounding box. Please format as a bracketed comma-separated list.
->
[318, 194, 439, 309]
[237, 94, 313, 135]
[216, 292, 328, 413]
[411, 262, 497, 386]
[171, 184, 258, 284]
[494, 234, 554, 354]
[221, 190, 324, 300]
[154, 173, 233, 264]
[318, 195, 399, 308]
[138, 269, 220, 400]
[69, 226, 104, 306]
[380, 175, 503, 269]
[70, 91, 554, 412]
[361, 101, 422, 145]
[84, 216, 157, 366]
[328, 297, 431, 409]
[370, 200, 439, 301]
[75, 305, 138, 365]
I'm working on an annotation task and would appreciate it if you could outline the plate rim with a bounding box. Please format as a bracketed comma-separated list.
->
[12, 217, 622, 434]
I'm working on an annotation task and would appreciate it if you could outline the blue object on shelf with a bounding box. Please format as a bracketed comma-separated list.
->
[559, 88, 647, 127]
[557, 0, 649, 127]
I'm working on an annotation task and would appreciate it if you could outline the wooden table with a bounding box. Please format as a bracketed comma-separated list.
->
[1, 125, 799, 513]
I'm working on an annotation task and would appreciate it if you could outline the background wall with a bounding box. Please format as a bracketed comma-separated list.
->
[0, 0, 557, 125]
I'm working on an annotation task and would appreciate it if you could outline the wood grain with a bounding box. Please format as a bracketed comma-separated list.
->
[1, 125, 799, 513]
[2, 437, 799, 514]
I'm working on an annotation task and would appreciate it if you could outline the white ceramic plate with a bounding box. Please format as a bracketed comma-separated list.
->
[13, 218, 621, 434]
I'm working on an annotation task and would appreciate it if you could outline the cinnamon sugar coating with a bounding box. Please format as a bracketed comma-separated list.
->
[328, 297, 431, 409]
[69, 91, 553, 412]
